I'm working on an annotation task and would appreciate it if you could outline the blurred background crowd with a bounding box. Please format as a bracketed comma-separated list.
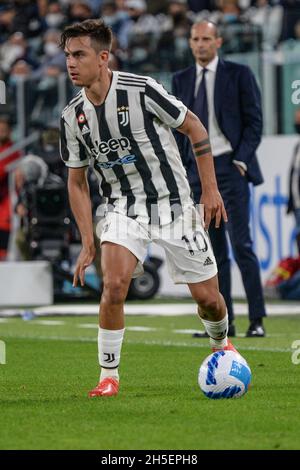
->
[1, 0, 300, 132]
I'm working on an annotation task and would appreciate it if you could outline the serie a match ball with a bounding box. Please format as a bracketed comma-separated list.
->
[198, 350, 251, 399]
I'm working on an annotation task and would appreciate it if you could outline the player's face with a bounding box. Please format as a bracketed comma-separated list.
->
[64, 36, 108, 87]
[189, 23, 222, 66]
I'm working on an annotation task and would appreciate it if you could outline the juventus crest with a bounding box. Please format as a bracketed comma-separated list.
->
[117, 106, 129, 126]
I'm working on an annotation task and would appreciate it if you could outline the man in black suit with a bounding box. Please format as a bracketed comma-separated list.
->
[172, 20, 266, 337]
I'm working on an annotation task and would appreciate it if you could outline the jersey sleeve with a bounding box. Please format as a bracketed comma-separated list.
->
[60, 116, 90, 168]
[144, 77, 188, 128]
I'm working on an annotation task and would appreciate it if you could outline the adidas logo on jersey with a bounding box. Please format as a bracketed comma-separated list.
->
[204, 257, 214, 266]
[82, 125, 90, 135]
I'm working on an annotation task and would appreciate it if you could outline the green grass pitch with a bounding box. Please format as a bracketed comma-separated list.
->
[0, 312, 300, 450]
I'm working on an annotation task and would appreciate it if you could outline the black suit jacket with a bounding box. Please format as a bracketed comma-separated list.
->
[172, 59, 264, 187]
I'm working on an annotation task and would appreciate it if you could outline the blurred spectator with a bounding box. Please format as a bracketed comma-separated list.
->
[0, 32, 38, 75]
[119, 0, 160, 71]
[146, 0, 169, 14]
[34, 64, 66, 124]
[119, 0, 159, 48]
[163, 0, 193, 27]
[7, 59, 37, 133]
[10, 0, 45, 38]
[88, 0, 104, 15]
[0, 116, 21, 260]
[193, 0, 251, 50]
[8, 58, 33, 86]
[288, 109, 300, 254]
[244, 0, 283, 49]
[217, 0, 243, 24]
[281, 0, 300, 42]
[67, 0, 94, 23]
[279, 17, 300, 55]
[9, 30, 68, 129]
[207, 0, 263, 53]
[64, 0, 104, 14]
[0, 4, 16, 43]
[100, 0, 130, 37]
[188, 0, 216, 12]
[156, 0, 193, 71]
[34, 29, 67, 77]
[44, 1, 67, 29]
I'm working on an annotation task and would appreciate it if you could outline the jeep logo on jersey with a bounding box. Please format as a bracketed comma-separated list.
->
[97, 154, 137, 169]
[117, 106, 129, 126]
[91, 137, 131, 157]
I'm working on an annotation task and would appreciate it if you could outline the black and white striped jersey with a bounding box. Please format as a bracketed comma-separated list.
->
[60, 71, 193, 225]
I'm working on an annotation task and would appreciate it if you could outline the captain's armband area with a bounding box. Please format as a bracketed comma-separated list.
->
[193, 139, 212, 158]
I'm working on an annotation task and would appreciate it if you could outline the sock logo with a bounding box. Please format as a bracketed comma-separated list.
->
[210, 328, 228, 340]
[103, 353, 116, 363]
[212, 329, 228, 339]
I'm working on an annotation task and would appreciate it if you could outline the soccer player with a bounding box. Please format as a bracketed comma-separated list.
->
[59, 19, 235, 398]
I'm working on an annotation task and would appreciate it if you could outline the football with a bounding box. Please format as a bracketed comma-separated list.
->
[198, 350, 252, 399]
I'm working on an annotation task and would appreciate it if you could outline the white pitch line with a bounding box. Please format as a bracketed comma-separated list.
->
[78, 325, 157, 332]
[0, 333, 291, 353]
[2, 301, 300, 317]
[0, 317, 294, 338]
[174, 329, 202, 334]
[1, 334, 96, 342]
[127, 326, 157, 332]
[173, 329, 290, 338]
[77, 323, 98, 329]
[126, 339, 291, 353]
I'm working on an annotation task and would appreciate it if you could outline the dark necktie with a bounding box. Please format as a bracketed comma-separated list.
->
[193, 68, 208, 131]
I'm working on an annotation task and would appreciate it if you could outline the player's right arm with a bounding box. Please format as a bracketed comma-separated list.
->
[68, 167, 95, 287]
[60, 112, 95, 286]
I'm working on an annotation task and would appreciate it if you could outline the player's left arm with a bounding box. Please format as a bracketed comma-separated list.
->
[177, 110, 227, 229]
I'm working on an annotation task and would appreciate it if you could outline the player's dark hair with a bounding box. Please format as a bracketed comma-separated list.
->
[60, 19, 112, 52]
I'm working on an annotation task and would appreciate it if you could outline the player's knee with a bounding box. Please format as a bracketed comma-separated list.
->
[193, 291, 221, 314]
[102, 277, 128, 305]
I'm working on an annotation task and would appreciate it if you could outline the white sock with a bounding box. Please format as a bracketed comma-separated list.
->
[98, 327, 125, 382]
[100, 367, 119, 381]
[201, 314, 228, 349]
